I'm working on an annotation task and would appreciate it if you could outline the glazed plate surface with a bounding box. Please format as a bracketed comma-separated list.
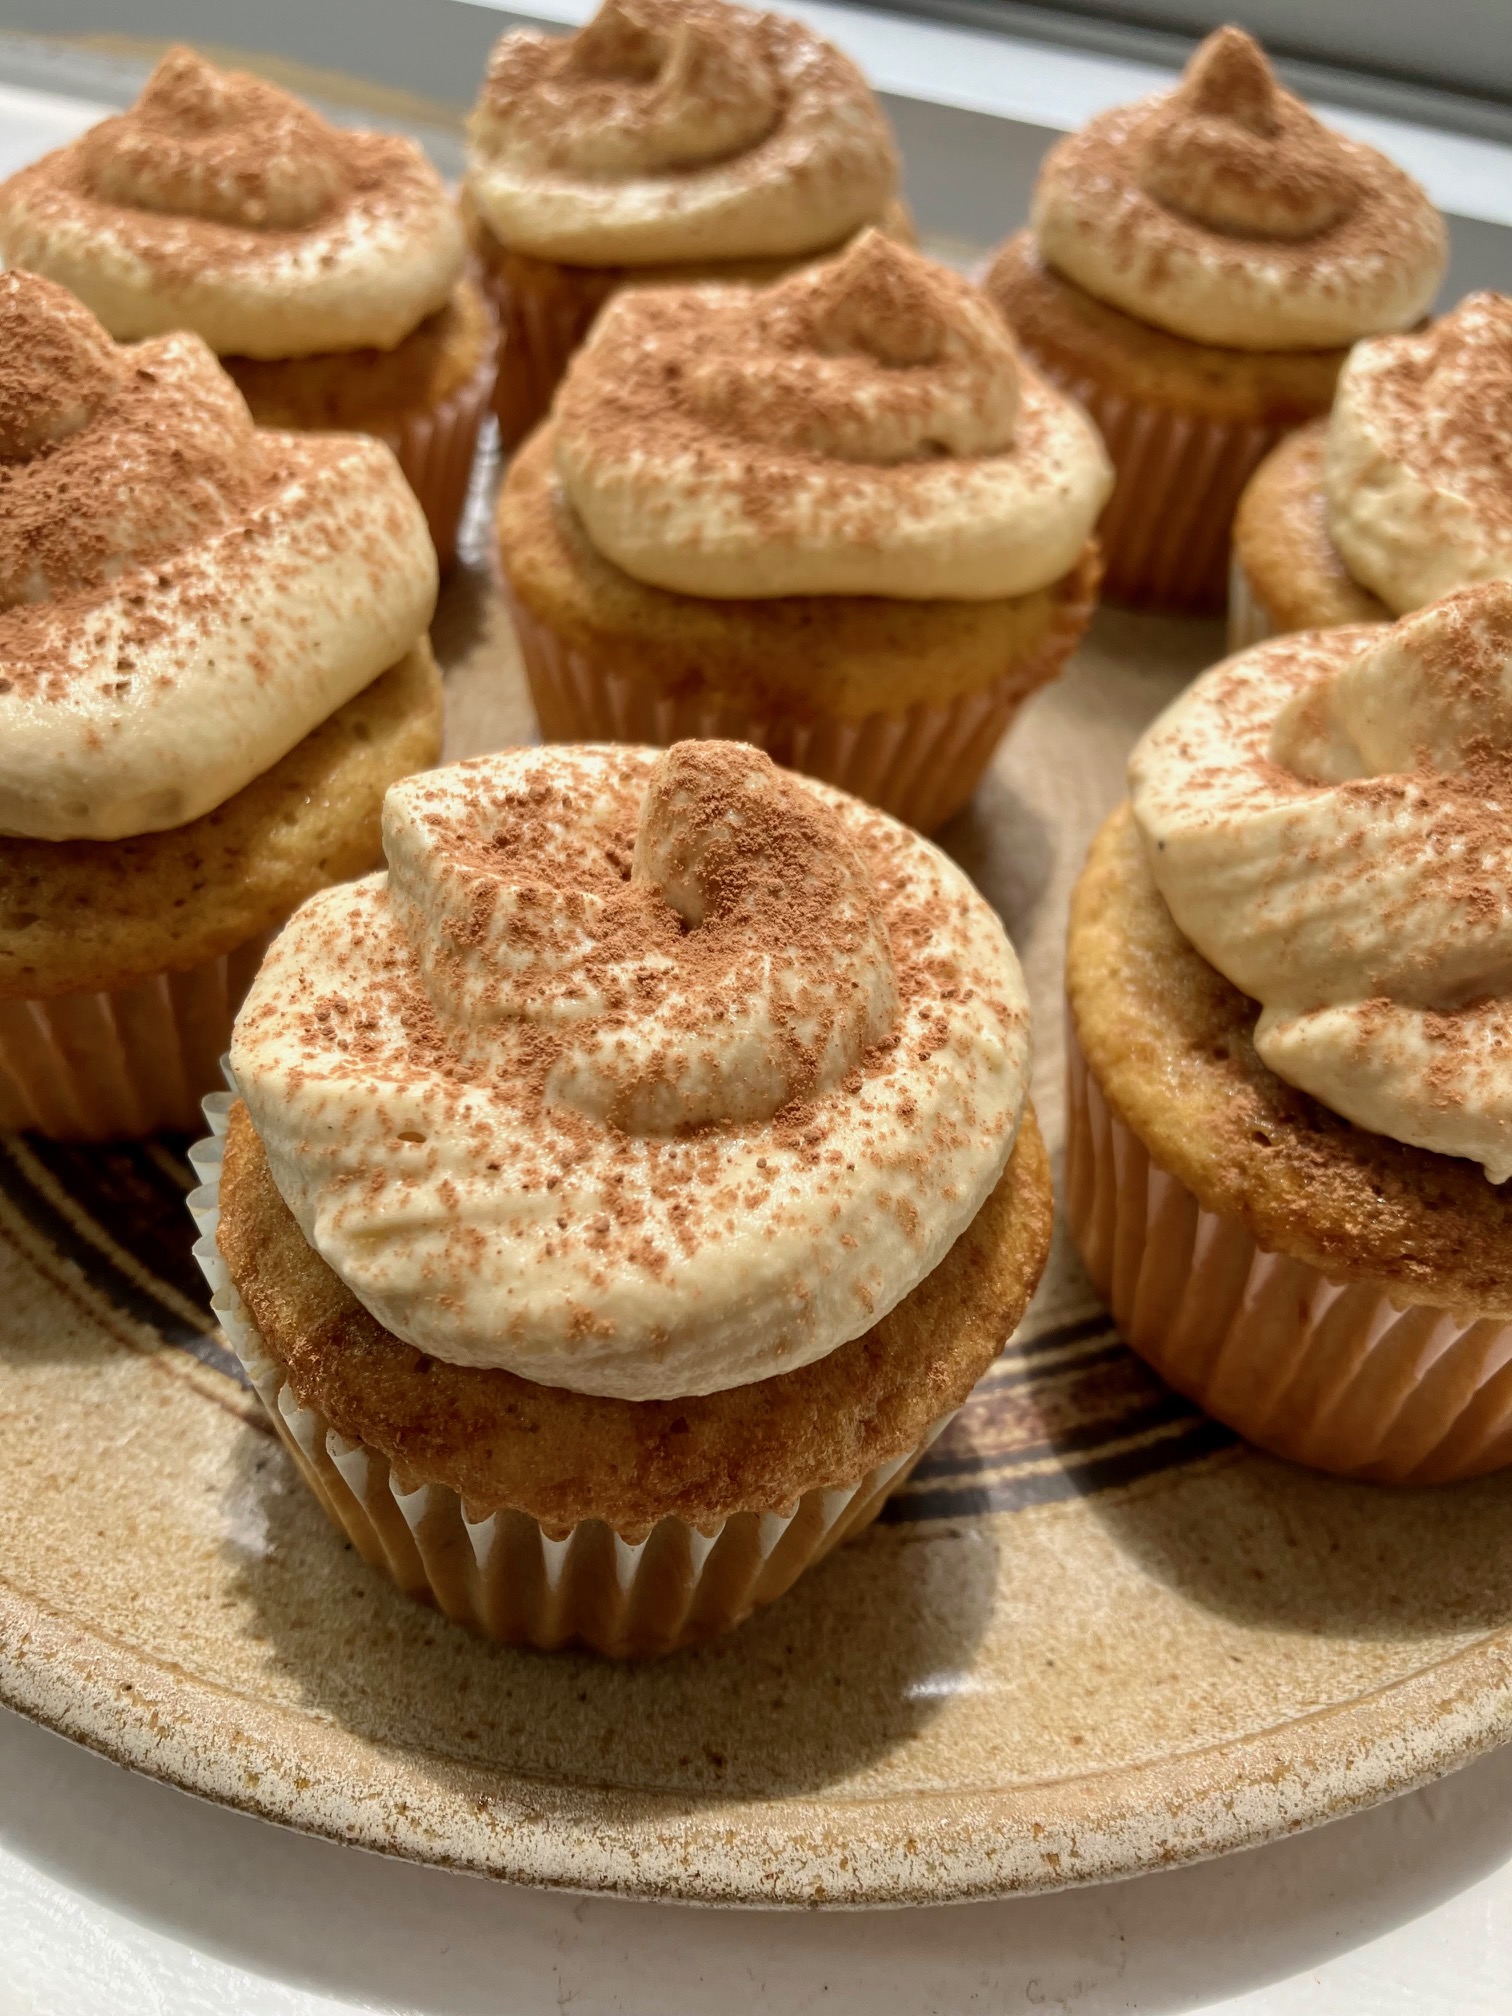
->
[3, 476, 1509, 1907]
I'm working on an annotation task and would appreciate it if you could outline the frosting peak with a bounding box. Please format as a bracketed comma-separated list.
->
[80, 47, 349, 231]
[0, 270, 120, 461]
[676, 232, 1021, 463]
[464, 0, 898, 266]
[1325, 293, 1512, 614]
[1131, 583, 1512, 1180]
[1031, 30, 1444, 349]
[231, 742, 1032, 1399]
[553, 233, 1109, 599]
[1135, 29, 1358, 242]
[0, 274, 436, 841]
[387, 741, 898, 1134]
[0, 48, 465, 357]
[0, 275, 256, 616]
[1176, 24, 1280, 131]
[489, 0, 782, 178]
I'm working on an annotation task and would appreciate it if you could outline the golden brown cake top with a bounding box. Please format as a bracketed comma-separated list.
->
[229, 740, 1033, 1402]
[1031, 27, 1444, 350]
[0, 646, 442, 1002]
[1130, 583, 1512, 1179]
[1325, 292, 1512, 613]
[1069, 802, 1512, 1316]
[549, 230, 1111, 600]
[217, 1097, 1051, 1529]
[0, 46, 464, 357]
[0, 272, 436, 843]
[1231, 423, 1388, 630]
[464, 0, 898, 265]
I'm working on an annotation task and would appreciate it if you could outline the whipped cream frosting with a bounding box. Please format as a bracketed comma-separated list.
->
[1033, 28, 1444, 350]
[1130, 582, 1512, 1179]
[0, 272, 437, 843]
[231, 740, 1032, 1400]
[552, 231, 1111, 600]
[0, 47, 465, 358]
[464, 0, 898, 265]
[1325, 293, 1512, 615]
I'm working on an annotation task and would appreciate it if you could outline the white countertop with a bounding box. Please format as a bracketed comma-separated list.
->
[3, 1703, 1511, 2014]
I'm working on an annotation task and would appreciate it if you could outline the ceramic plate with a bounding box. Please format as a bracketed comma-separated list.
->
[3, 469, 1509, 1905]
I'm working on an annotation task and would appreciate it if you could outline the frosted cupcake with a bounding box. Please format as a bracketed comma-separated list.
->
[1231, 292, 1512, 649]
[498, 231, 1111, 833]
[0, 274, 441, 1138]
[463, 0, 902, 447]
[1066, 581, 1512, 1483]
[0, 47, 493, 566]
[985, 28, 1445, 611]
[192, 739, 1053, 1656]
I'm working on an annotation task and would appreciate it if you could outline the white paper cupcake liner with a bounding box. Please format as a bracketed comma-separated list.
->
[376, 345, 497, 571]
[187, 1089, 956, 1657]
[1036, 363, 1287, 612]
[1064, 1013, 1512, 1485]
[1226, 548, 1279, 654]
[506, 588, 1087, 834]
[478, 256, 615, 452]
[0, 934, 274, 1139]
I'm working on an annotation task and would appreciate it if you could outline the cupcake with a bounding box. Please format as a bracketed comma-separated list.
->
[191, 739, 1053, 1656]
[0, 47, 494, 567]
[463, 0, 903, 448]
[0, 273, 441, 1138]
[497, 231, 1111, 834]
[984, 27, 1445, 612]
[1231, 292, 1512, 650]
[1065, 582, 1512, 1483]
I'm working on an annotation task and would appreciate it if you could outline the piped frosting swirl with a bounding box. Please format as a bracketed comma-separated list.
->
[1325, 293, 1512, 615]
[552, 231, 1112, 600]
[1032, 27, 1444, 350]
[231, 740, 1032, 1400]
[0, 47, 465, 357]
[1130, 581, 1512, 1180]
[0, 272, 437, 842]
[464, 0, 899, 265]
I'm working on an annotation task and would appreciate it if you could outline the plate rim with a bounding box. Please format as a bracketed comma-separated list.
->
[5, 1565, 1510, 1907]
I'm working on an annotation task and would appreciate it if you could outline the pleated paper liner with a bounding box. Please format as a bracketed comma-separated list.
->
[1227, 549, 1280, 654]
[478, 255, 616, 453]
[505, 587, 1091, 836]
[1031, 360, 1289, 613]
[1064, 1014, 1512, 1485]
[375, 344, 498, 571]
[0, 933, 274, 1140]
[187, 1091, 958, 1658]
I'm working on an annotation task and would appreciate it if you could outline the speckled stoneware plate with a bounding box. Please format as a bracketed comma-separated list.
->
[4, 449, 1510, 1904]
[1, 45, 1510, 1901]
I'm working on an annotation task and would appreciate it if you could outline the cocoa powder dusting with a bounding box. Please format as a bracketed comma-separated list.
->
[2, 45, 443, 283]
[253, 744, 1023, 1303]
[0, 268, 378, 708]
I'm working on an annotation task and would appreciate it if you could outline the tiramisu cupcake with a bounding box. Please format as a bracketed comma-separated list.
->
[498, 231, 1111, 833]
[1066, 581, 1512, 1484]
[0, 273, 441, 1138]
[191, 739, 1053, 1656]
[463, 0, 903, 447]
[0, 47, 494, 566]
[984, 27, 1445, 611]
[1231, 292, 1512, 649]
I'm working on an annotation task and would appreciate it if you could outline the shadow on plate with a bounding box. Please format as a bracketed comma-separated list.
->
[220, 1418, 1002, 1807]
[939, 771, 1054, 951]
[1001, 1261, 1512, 1642]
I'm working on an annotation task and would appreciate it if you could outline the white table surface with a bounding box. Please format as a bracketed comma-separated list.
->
[3, 55, 1511, 2016]
[3, 1702, 1511, 2014]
